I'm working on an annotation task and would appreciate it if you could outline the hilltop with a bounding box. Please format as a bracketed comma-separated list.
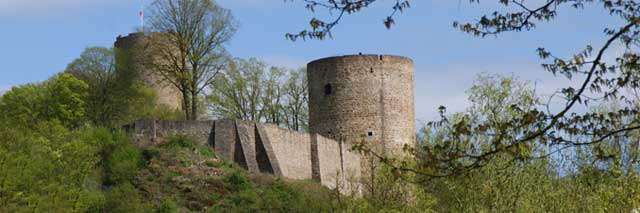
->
[114, 134, 341, 212]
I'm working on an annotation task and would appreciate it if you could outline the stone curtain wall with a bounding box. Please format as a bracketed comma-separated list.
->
[258, 123, 313, 180]
[126, 120, 361, 192]
[315, 134, 361, 190]
[125, 120, 214, 147]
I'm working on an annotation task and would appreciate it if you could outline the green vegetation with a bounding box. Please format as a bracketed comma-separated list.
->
[65, 46, 183, 128]
[293, 4, 640, 209]
[137, 134, 342, 212]
[207, 58, 309, 131]
[353, 74, 640, 211]
[2, 63, 639, 212]
[2, 71, 639, 212]
[146, 0, 238, 120]
[3, 0, 640, 211]
[0, 73, 338, 212]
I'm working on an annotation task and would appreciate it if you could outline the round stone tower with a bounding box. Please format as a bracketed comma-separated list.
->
[307, 54, 415, 155]
[114, 32, 182, 110]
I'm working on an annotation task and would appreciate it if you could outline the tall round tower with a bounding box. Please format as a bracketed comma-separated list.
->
[114, 32, 182, 110]
[307, 54, 415, 155]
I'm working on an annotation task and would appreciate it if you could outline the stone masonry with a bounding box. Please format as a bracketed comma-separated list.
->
[126, 120, 361, 191]
[124, 53, 415, 193]
[307, 54, 416, 155]
[114, 33, 183, 110]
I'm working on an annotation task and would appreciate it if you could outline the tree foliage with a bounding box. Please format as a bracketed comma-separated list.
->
[399, 74, 639, 211]
[66, 47, 126, 127]
[146, 0, 238, 120]
[207, 58, 309, 131]
[282, 68, 309, 131]
[296, 1, 640, 180]
[0, 123, 100, 211]
[4, 71, 637, 211]
[285, 0, 410, 41]
[6, 0, 640, 210]
[66, 46, 183, 127]
[0, 73, 88, 129]
[0, 72, 151, 212]
[65, 47, 116, 118]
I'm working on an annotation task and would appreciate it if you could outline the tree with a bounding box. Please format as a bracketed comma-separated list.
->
[66, 47, 179, 127]
[418, 74, 541, 175]
[146, 0, 238, 120]
[0, 73, 88, 129]
[285, 0, 410, 41]
[293, 0, 640, 177]
[282, 68, 309, 131]
[65, 47, 120, 126]
[414, 74, 640, 211]
[206, 58, 309, 130]
[262, 67, 285, 125]
[207, 58, 269, 121]
[0, 74, 98, 212]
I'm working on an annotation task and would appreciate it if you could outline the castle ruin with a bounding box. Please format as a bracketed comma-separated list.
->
[118, 34, 416, 191]
[115, 33, 183, 110]
[308, 55, 416, 155]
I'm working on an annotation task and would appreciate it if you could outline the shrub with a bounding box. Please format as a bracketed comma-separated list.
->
[157, 198, 178, 213]
[212, 175, 341, 212]
[255, 181, 304, 212]
[80, 128, 142, 186]
[166, 134, 194, 149]
[105, 183, 146, 212]
[105, 144, 142, 185]
[75, 190, 107, 213]
[168, 170, 181, 178]
[199, 147, 216, 157]
[142, 148, 161, 163]
[224, 172, 251, 192]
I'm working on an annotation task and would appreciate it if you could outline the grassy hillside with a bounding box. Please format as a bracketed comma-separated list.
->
[132, 135, 340, 212]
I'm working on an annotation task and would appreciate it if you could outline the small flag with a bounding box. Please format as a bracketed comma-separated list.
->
[139, 1, 144, 29]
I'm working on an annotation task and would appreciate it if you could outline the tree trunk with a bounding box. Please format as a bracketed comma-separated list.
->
[182, 94, 190, 120]
[190, 89, 198, 120]
[181, 83, 191, 120]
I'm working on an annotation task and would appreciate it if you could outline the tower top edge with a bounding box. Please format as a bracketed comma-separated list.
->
[114, 32, 145, 47]
[307, 54, 413, 67]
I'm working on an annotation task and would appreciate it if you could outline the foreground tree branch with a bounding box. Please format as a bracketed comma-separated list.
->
[285, 0, 410, 41]
[291, 0, 640, 177]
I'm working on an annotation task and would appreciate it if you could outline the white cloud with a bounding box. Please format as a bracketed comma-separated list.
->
[0, 85, 12, 96]
[0, 0, 273, 17]
[0, 0, 126, 17]
[412, 59, 581, 127]
[217, 0, 266, 8]
[261, 55, 306, 69]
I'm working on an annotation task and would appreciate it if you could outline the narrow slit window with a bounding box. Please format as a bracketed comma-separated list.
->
[324, 84, 332, 96]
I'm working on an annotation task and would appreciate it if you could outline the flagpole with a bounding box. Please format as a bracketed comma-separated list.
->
[140, 0, 144, 32]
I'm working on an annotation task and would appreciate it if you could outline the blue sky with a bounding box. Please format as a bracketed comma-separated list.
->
[0, 0, 624, 122]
